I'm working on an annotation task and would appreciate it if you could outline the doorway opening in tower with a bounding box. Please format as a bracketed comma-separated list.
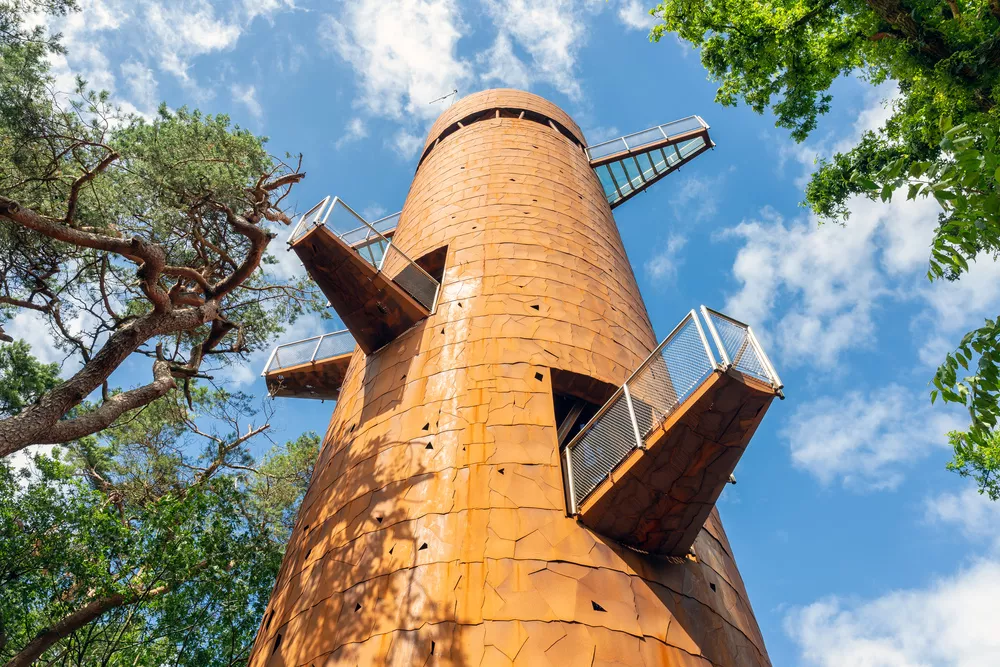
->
[560, 306, 782, 557]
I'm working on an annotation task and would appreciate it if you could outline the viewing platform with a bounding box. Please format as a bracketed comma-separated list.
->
[287, 197, 438, 354]
[562, 306, 782, 556]
[261, 329, 355, 399]
[586, 116, 714, 208]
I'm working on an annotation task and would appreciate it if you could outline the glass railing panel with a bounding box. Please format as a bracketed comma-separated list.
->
[623, 126, 667, 150]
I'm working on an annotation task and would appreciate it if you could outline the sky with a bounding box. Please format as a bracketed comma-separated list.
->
[12, 0, 1000, 664]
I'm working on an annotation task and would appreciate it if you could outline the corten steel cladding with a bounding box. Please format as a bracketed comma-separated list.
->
[250, 90, 770, 666]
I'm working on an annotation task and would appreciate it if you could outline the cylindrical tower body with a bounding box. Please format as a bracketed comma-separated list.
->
[251, 90, 769, 666]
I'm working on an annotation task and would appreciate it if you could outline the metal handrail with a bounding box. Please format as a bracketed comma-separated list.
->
[563, 306, 781, 513]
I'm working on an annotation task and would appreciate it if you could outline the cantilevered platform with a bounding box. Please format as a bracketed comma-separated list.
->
[262, 330, 355, 399]
[563, 307, 782, 557]
[586, 116, 714, 208]
[287, 198, 438, 355]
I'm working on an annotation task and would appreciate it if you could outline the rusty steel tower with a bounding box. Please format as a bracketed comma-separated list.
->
[250, 90, 782, 666]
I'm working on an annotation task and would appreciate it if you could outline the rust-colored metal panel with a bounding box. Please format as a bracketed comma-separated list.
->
[291, 224, 429, 354]
[264, 352, 353, 400]
[578, 370, 775, 556]
[250, 90, 772, 667]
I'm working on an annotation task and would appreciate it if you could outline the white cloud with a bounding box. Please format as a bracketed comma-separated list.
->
[478, 32, 532, 91]
[645, 234, 686, 283]
[786, 559, 1000, 666]
[144, 1, 242, 83]
[781, 384, 963, 491]
[721, 192, 940, 368]
[484, 0, 588, 100]
[231, 83, 263, 121]
[120, 60, 159, 114]
[618, 0, 653, 31]
[3, 311, 63, 366]
[391, 130, 424, 159]
[672, 171, 729, 224]
[319, 0, 472, 121]
[925, 485, 1000, 552]
[335, 117, 369, 149]
[242, 0, 297, 22]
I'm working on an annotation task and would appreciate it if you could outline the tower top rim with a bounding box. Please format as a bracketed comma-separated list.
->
[422, 88, 586, 153]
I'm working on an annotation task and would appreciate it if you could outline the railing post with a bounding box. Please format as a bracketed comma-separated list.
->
[622, 383, 645, 450]
[690, 309, 718, 369]
[563, 446, 578, 515]
[747, 325, 783, 389]
[310, 335, 323, 363]
[261, 346, 280, 377]
[700, 305, 730, 368]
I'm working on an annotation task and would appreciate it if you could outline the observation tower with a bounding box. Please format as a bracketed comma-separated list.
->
[250, 90, 782, 666]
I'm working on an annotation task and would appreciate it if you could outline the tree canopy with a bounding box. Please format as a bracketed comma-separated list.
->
[0, 0, 324, 455]
[651, 0, 1000, 497]
[0, 387, 319, 665]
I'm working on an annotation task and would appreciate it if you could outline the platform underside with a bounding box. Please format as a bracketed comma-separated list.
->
[578, 370, 775, 556]
[264, 352, 352, 400]
[291, 225, 429, 355]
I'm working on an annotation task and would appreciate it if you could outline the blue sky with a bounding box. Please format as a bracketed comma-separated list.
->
[14, 0, 1000, 664]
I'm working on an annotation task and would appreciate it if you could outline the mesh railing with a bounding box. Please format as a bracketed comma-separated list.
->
[286, 196, 439, 311]
[563, 306, 781, 512]
[262, 329, 356, 375]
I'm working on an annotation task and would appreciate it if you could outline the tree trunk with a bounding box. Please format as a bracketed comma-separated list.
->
[0, 303, 217, 457]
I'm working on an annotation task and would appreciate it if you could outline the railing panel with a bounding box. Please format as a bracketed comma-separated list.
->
[263, 329, 356, 375]
[626, 315, 713, 441]
[569, 391, 639, 503]
[703, 309, 773, 385]
[266, 337, 319, 373]
[384, 245, 438, 311]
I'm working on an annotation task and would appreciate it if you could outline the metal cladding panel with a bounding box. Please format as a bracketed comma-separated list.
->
[250, 90, 771, 667]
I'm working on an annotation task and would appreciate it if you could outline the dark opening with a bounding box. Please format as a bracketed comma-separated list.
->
[272, 634, 282, 654]
[592, 601, 606, 612]
[414, 245, 448, 284]
[498, 467, 505, 475]
[354, 603, 362, 612]
[709, 582, 717, 592]
[419, 542, 428, 550]
[550, 368, 617, 448]
[431, 640, 436, 655]
[425, 443, 433, 450]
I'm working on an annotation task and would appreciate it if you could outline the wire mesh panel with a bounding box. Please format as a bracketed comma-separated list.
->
[266, 337, 320, 373]
[264, 330, 355, 374]
[386, 245, 439, 310]
[314, 330, 356, 360]
[569, 391, 641, 504]
[627, 315, 713, 440]
[703, 310, 772, 384]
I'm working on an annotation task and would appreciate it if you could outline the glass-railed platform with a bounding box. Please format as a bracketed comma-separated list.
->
[261, 329, 356, 399]
[585, 116, 714, 208]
